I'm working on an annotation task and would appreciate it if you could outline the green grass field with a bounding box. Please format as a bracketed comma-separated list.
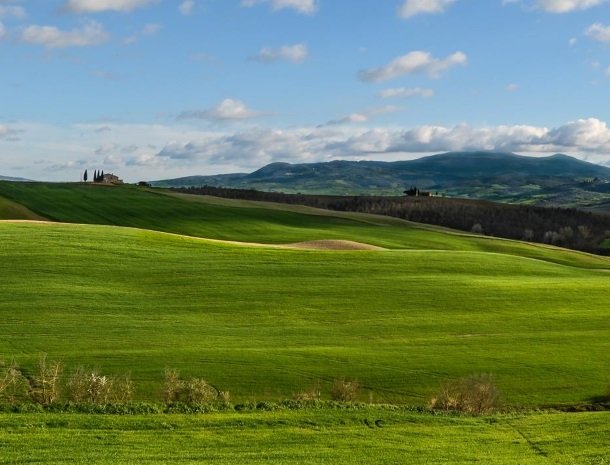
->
[0, 220, 609, 405]
[1, 182, 609, 463]
[0, 410, 608, 464]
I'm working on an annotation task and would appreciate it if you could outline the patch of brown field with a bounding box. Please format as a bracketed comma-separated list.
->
[284, 240, 385, 251]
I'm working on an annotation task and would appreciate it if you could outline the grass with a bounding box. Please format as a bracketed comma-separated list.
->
[1, 182, 610, 462]
[0, 182, 609, 269]
[0, 196, 46, 221]
[0, 222, 609, 405]
[0, 410, 608, 464]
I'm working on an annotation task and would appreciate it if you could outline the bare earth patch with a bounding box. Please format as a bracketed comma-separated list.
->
[284, 240, 385, 251]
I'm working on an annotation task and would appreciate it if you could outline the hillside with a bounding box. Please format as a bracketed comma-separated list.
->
[1, 221, 610, 406]
[0, 182, 608, 267]
[151, 152, 610, 209]
[0, 184, 609, 405]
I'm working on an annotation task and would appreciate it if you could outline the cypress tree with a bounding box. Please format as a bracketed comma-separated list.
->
[83, 170, 88, 182]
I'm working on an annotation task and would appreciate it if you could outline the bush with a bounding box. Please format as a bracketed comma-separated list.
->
[163, 368, 220, 404]
[29, 355, 63, 405]
[430, 374, 500, 415]
[163, 368, 182, 403]
[183, 378, 217, 404]
[330, 379, 360, 402]
[293, 381, 321, 401]
[68, 367, 133, 404]
[0, 360, 29, 403]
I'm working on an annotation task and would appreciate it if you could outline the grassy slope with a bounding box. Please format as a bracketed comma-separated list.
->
[1, 222, 609, 406]
[0, 182, 608, 269]
[0, 410, 608, 465]
[0, 196, 46, 220]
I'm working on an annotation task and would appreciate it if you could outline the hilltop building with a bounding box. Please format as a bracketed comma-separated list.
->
[101, 173, 123, 185]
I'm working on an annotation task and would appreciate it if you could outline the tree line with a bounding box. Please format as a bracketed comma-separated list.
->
[172, 186, 610, 254]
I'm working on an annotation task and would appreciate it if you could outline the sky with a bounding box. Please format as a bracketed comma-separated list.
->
[1, 0, 610, 182]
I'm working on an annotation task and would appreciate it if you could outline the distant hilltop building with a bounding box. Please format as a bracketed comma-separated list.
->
[404, 186, 433, 197]
[82, 170, 124, 185]
[101, 173, 123, 185]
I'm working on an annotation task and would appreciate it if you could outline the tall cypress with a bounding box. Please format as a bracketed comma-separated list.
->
[83, 170, 88, 182]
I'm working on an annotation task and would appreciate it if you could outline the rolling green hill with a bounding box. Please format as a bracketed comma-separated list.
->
[1, 181, 610, 463]
[0, 181, 608, 269]
[0, 219, 609, 405]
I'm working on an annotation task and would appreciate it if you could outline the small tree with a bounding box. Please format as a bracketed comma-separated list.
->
[29, 354, 63, 405]
[83, 170, 88, 182]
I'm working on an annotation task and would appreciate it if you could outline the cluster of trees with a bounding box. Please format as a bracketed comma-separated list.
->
[83, 170, 105, 183]
[172, 186, 610, 254]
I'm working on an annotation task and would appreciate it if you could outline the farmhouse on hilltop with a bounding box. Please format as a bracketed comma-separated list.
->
[102, 173, 123, 185]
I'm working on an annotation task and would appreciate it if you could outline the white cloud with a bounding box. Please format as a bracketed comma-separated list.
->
[0, 5, 26, 19]
[254, 43, 309, 63]
[123, 23, 161, 44]
[359, 51, 467, 82]
[62, 0, 157, 13]
[152, 118, 610, 170]
[398, 0, 456, 18]
[178, 99, 265, 121]
[0, 21, 4, 39]
[378, 87, 435, 99]
[323, 106, 402, 126]
[586, 23, 610, 42]
[20, 21, 109, 48]
[506, 83, 519, 92]
[9, 118, 610, 182]
[536, 0, 606, 13]
[179, 0, 195, 15]
[241, 0, 318, 15]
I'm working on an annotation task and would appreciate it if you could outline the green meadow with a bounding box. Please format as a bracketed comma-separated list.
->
[0, 410, 609, 465]
[0, 182, 609, 463]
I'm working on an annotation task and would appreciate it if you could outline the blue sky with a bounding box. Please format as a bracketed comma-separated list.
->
[1, 0, 610, 181]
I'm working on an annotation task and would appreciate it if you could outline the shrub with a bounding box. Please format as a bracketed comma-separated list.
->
[163, 368, 219, 404]
[67, 366, 89, 403]
[29, 354, 63, 405]
[183, 378, 217, 404]
[293, 381, 321, 401]
[68, 367, 133, 404]
[471, 223, 484, 234]
[0, 360, 28, 403]
[330, 379, 360, 402]
[108, 374, 134, 404]
[163, 368, 183, 403]
[430, 374, 500, 415]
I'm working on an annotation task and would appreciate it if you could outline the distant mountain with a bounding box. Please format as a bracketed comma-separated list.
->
[0, 175, 31, 182]
[151, 152, 610, 209]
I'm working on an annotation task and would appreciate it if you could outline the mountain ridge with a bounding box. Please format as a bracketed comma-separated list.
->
[150, 152, 610, 208]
